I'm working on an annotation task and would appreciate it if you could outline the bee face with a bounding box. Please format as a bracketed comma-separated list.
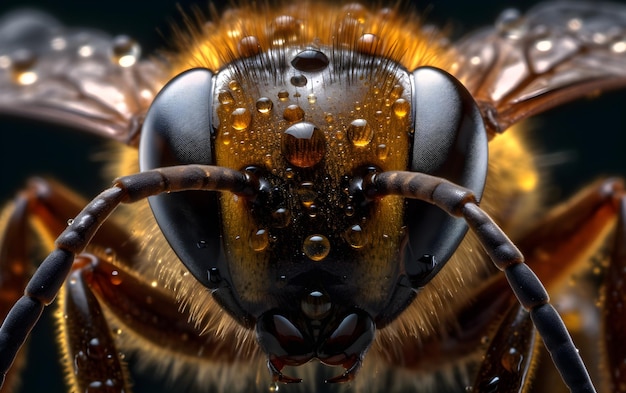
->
[1, 1, 626, 392]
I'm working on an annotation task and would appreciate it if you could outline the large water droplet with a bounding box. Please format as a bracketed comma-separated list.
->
[303, 234, 330, 261]
[218, 90, 235, 105]
[256, 97, 273, 113]
[343, 224, 368, 249]
[283, 104, 305, 122]
[272, 207, 291, 228]
[282, 122, 326, 168]
[301, 290, 332, 319]
[230, 107, 251, 130]
[290, 74, 308, 87]
[392, 98, 410, 118]
[250, 228, 269, 251]
[348, 119, 373, 147]
[238, 35, 261, 57]
[291, 49, 330, 72]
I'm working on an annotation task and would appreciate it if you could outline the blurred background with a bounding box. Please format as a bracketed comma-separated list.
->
[0, 0, 624, 392]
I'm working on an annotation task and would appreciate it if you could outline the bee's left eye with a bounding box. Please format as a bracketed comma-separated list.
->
[139, 69, 226, 289]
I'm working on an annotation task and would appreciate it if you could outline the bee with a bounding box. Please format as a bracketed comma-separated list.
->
[0, 1, 624, 392]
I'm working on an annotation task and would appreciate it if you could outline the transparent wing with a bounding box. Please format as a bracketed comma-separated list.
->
[451, 1, 626, 134]
[0, 9, 169, 145]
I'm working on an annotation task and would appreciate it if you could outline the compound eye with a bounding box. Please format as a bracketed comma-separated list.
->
[139, 68, 223, 289]
[405, 67, 488, 287]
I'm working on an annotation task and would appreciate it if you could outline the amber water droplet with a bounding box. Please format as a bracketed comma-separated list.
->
[218, 90, 235, 105]
[285, 167, 295, 179]
[307, 94, 317, 104]
[344, 224, 368, 249]
[238, 35, 261, 57]
[221, 131, 231, 145]
[344, 204, 355, 217]
[282, 122, 326, 167]
[307, 204, 318, 218]
[356, 33, 379, 54]
[303, 234, 330, 261]
[270, 15, 303, 45]
[376, 144, 389, 160]
[298, 182, 317, 207]
[255, 97, 273, 114]
[230, 107, 251, 130]
[348, 119, 373, 147]
[228, 80, 241, 91]
[250, 228, 269, 251]
[501, 347, 523, 373]
[390, 84, 404, 100]
[268, 382, 280, 393]
[110, 270, 122, 286]
[301, 290, 332, 319]
[392, 98, 410, 118]
[283, 104, 305, 122]
[272, 207, 291, 228]
[290, 74, 308, 87]
[277, 90, 289, 101]
[111, 35, 140, 67]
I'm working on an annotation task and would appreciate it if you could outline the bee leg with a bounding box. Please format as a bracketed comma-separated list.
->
[471, 302, 538, 392]
[602, 194, 626, 392]
[0, 189, 36, 391]
[512, 178, 625, 392]
[0, 178, 140, 390]
[61, 254, 131, 392]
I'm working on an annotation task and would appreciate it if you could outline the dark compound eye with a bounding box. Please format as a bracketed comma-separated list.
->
[139, 68, 253, 327]
[404, 66, 488, 288]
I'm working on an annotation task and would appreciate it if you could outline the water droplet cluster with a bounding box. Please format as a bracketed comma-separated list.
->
[210, 5, 415, 304]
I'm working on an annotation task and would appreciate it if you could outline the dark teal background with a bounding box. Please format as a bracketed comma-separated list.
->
[0, 1, 624, 392]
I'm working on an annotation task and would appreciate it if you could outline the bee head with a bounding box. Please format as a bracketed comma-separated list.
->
[139, 39, 487, 382]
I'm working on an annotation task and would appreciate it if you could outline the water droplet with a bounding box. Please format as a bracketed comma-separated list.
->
[221, 131, 231, 145]
[298, 182, 317, 207]
[282, 122, 326, 167]
[495, 8, 526, 39]
[501, 347, 523, 373]
[389, 84, 404, 100]
[306, 204, 318, 218]
[218, 90, 235, 105]
[110, 270, 122, 286]
[348, 119, 373, 147]
[301, 290, 332, 319]
[228, 80, 241, 91]
[272, 207, 291, 228]
[111, 35, 140, 67]
[277, 90, 289, 101]
[197, 240, 208, 249]
[344, 205, 355, 217]
[392, 98, 410, 118]
[11, 50, 38, 85]
[250, 228, 269, 251]
[268, 382, 280, 392]
[87, 338, 105, 360]
[376, 144, 389, 160]
[230, 107, 251, 130]
[291, 49, 330, 72]
[290, 74, 308, 87]
[238, 35, 261, 57]
[256, 97, 273, 113]
[150, 280, 158, 288]
[307, 94, 317, 104]
[283, 104, 305, 122]
[78, 45, 94, 57]
[208, 267, 222, 285]
[114, 328, 122, 335]
[270, 15, 303, 45]
[356, 33, 379, 54]
[303, 234, 330, 261]
[285, 167, 295, 179]
[67, 218, 75, 226]
[344, 224, 368, 249]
